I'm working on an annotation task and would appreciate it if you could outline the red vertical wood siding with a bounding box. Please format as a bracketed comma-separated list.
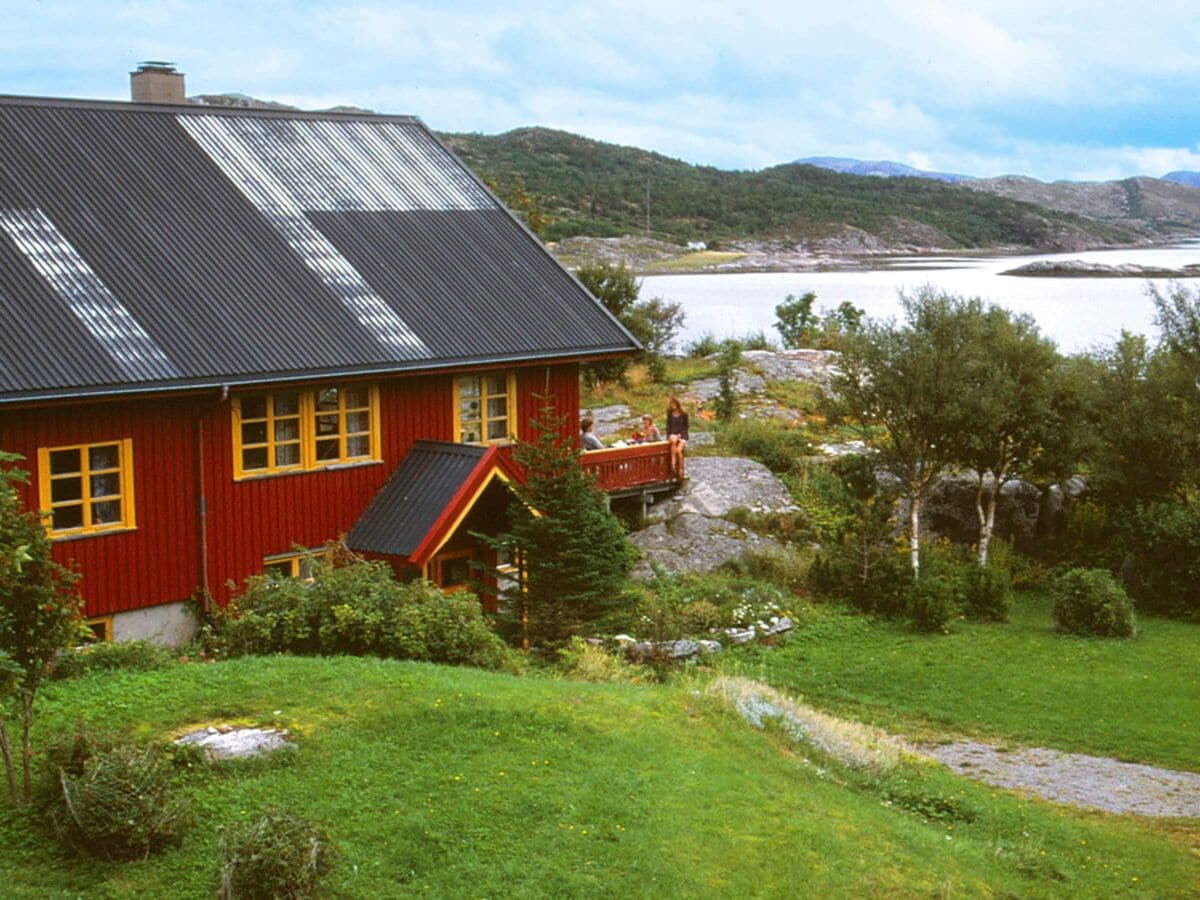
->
[0, 397, 200, 618]
[0, 362, 582, 614]
[517, 363, 579, 444]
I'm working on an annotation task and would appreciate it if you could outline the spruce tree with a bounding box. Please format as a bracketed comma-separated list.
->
[496, 402, 637, 649]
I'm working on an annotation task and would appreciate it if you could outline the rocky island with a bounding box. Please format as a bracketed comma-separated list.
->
[1000, 259, 1200, 278]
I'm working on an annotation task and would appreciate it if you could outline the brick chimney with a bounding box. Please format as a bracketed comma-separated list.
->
[130, 61, 185, 104]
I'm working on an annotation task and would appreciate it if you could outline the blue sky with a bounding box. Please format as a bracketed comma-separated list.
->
[3, 0, 1199, 181]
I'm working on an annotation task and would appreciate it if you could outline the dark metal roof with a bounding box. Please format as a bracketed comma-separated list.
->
[346, 440, 491, 558]
[0, 96, 639, 403]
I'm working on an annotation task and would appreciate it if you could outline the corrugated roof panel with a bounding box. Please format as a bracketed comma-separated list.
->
[347, 441, 489, 557]
[0, 208, 181, 382]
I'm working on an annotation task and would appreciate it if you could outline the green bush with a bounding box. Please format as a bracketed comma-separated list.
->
[675, 599, 724, 634]
[213, 576, 315, 656]
[52, 744, 192, 860]
[219, 808, 336, 900]
[1117, 501, 1200, 617]
[51, 639, 176, 680]
[720, 419, 812, 474]
[209, 560, 513, 669]
[387, 582, 514, 669]
[1050, 568, 1137, 638]
[905, 574, 962, 634]
[684, 331, 722, 358]
[722, 546, 812, 596]
[964, 565, 1012, 622]
[555, 637, 648, 683]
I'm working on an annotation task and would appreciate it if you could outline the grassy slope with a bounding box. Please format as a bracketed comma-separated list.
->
[731, 592, 1200, 772]
[1, 656, 1195, 897]
[442, 127, 1137, 248]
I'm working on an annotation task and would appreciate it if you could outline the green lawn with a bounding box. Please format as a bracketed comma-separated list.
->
[731, 592, 1200, 772]
[0, 655, 1195, 897]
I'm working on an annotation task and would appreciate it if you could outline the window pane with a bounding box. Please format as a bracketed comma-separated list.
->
[343, 386, 369, 409]
[51, 477, 82, 504]
[89, 444, 119, 470]
[274, 419, 300, 442]
[52, 505, 83, 530]
[345, 411, 369, 434]
[273, 393, 299, 416]
[315, 388, 339, 411]
[487, 419, 509, 441]
[484, 375, 506, 396]
[243, 447, 268, 470]
[275, 443, 300, 467]
[346, 435, 370, 458]
[49, 448, 81, 475]
[90, 472, 120, 498]
[460, 427, 480, 444]
[241, 396, 267, 420]
[91, 499, 121, 525]
[458, 377, 480, 398]
[460, 399, 480, 419]
[263, 561, 291, 580]
[297, 557, 315, 581]
[315, 413, 340, 437]
[486, 397, 508, 419]
[315, 438, 339, 461]
[242, 421, 267, 444]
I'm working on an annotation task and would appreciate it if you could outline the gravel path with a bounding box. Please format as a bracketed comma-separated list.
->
[922, 741, 1200, 818]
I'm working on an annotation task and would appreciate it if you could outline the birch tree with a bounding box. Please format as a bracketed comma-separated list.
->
[829, 289, 974, 576]
[953, 307, 1065, 566]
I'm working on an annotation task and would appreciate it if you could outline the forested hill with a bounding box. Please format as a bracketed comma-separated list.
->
[440, 127, 1138, 251]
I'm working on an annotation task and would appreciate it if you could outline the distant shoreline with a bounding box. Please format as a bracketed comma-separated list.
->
[551, 233, 1200, 278]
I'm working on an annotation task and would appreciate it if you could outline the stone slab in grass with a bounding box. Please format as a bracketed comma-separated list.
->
[175, 725, 291, 760]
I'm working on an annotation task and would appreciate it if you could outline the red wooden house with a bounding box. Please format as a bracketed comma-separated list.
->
[0, 68, 665, 643]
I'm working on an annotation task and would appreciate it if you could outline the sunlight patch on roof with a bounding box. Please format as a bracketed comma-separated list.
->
[0, 209, 181, 381]
[180, 115, 439, 358]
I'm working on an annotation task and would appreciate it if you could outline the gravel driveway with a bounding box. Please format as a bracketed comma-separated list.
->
[921, 741, 1200, 817]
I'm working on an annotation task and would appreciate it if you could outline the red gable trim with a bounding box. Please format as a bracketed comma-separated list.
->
[408, 445, 524, 568]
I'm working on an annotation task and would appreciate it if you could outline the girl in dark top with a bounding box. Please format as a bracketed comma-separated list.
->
[665, 396, 689, 479]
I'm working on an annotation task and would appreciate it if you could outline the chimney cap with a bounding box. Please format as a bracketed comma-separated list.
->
[132, 60, 182, 74]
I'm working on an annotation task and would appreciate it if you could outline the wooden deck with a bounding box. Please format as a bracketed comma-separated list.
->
[580, 442, 679, 497]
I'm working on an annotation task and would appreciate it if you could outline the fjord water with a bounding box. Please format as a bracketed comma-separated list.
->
[643, 240, 1200, 353]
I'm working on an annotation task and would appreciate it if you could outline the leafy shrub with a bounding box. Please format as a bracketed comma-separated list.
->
[736, 330, 778, 352]
[1116, 500, 1200, 617]
[636, 571, 792, 636]
[905, 574, 962, 633]
[1050, 568, 1137, 638]
[714, 339, 742, 423]
[720, 419, 812, 474]
[387, 582, 514, 669]
[52, 744, 192, 860]
[722, 546, 812, 596]
[809, 543, 909, 616]
[219, 808, 336, 900]
[212, 576, 314, 656]
[684, 331, 722, 358]
[555, 637, 648, 683]
[964, 565, 1011, 622]
[51, 639, 176, 680]
[675, 599, 724, 634]
[209, 560, 513, 669]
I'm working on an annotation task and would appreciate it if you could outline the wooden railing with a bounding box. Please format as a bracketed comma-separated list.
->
[580, 442, 676, 493]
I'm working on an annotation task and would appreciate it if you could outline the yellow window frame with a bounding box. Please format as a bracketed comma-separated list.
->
[262, 547, 330, 583]
[453, 371, 517, 445]
[37, 439, 136, 538]
[232, 385, 381, 479]
[86, 616, 113, 642]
